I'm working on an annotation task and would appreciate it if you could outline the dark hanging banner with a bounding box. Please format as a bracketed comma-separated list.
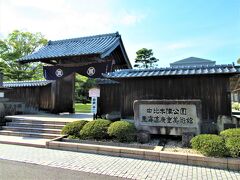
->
[43, 61, 113, 80]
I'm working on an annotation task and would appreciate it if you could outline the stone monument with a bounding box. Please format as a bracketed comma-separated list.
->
[134, 100, 202, 146]
[0, 73, 25, 124]
[0, 72, 7, 122]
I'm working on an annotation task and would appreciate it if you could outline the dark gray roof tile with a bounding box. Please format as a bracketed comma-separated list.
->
[3, 80, 53, 88]
[95, 78, 119, 85]
[103, 65, 240, 78]
[19, 32, 122, 62]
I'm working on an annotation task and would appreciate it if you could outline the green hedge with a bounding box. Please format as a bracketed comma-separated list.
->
[225, 137, 240, 158]
[80, 119, 111, 140]
[61, 120, 88, 138]
[220, 128, 240, 139]
[190, 134, 227, 157]
[220, 128, 240, 158]
[108, 121, 136, 142]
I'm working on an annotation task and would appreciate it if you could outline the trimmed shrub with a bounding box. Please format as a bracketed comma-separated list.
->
[225, 137, 240, 158]
[80, 119, 111, 140]
[61, 120, 88, 138]
[108, 121, 136, 142]
[190, 134, 227, 157]
[219, 128, 240, 158]
[220, 128, 240, 139]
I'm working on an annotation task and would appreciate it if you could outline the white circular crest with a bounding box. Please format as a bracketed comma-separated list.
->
[55, 69, 63, 77]
[87, 67, 95, 76]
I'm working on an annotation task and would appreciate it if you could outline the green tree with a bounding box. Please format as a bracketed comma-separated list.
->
[134, 48, 159, 68]
[237, 58, 240, 64]
[0, 30, 47, 81]
[75, 74, 96, 103]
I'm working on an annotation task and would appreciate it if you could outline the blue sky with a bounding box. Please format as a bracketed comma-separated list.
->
[0, 0, 239, 67]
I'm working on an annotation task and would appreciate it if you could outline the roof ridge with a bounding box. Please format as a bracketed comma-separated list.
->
[49, 32, 120, 45]
[3, 80, 52, 83]
[104, 64, 240, 78]
[113, 64, 236, 73]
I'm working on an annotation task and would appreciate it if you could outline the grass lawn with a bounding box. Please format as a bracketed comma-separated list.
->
[75, 103, 91, 113]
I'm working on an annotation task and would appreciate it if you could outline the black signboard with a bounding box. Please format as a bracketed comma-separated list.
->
[43, 61, 113, 80]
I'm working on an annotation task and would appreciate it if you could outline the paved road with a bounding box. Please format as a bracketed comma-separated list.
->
[0, 159, 119, 180]
[0, 144, 239, 180]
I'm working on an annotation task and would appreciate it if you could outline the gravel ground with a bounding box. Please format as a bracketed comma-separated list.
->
[130, 138, 160, 146]
[65, 138, 160, 149]
[162, 140, 200, 154]
[67, 136, 200, 154]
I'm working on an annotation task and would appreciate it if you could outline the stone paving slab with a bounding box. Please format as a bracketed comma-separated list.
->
[0, 135, 47, 147]
[0, 144, 239, 180]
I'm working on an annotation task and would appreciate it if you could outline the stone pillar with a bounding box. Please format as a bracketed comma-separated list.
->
[0, 102, 5, 127]
[0, 72, 3, 87]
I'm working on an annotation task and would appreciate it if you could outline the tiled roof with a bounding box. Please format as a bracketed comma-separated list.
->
[95, 78, 119, 85]
[18, 32, 125, 62]
[170, 57, 216, 67]
[3, 80, 53, 88]
[172, 57, 215, 64]
[103, 64, 240, 78]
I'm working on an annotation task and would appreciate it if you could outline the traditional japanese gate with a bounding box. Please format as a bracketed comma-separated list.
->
[18, 32, 132, 113]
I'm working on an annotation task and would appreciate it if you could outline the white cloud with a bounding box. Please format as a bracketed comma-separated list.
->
[166, 42, 193, 50]
[0, 0, 146, 40]
[8, 0, 69, 13]
[119, 11, 145, 26]
[1, 0, 234, 67]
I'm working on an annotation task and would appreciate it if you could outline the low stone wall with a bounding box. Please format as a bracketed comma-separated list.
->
[4, 102, 25, 115]
[46, 137, 240, 171]
[0, 101, 25, 126]
[0, 102, 5, 125]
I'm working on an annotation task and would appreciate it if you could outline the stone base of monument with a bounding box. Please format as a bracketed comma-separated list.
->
[134, 99, 202, 145]
[135, 126, 188, 136]
[182, 131, 195, 147]
[137, 131, 151, 144]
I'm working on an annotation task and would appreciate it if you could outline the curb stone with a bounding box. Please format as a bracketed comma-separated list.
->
[46, 138, 240, 171]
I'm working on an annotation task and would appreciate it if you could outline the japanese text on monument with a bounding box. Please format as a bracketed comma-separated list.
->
[139, 104, 197, 127]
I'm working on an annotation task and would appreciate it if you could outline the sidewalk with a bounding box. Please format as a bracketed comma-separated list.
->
[0, 135, 47, 147]
[5, 113, 93, 122]
[0, 144, 239, 180]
